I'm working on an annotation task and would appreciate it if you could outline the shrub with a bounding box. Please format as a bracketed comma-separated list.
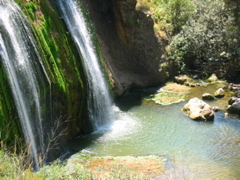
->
[137, 0, 194, 35]
[168, 0, 240, 74]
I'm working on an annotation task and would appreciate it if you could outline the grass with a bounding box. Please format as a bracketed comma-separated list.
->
[0, 150, 165, 180]
[0, 150, 42, 180]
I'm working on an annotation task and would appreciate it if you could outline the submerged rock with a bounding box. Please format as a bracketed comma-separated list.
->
[182, 98, 215, 121]
[202, 93, 214, 100]
[214, 88, 225, 98]
[227, 97, 240, 114]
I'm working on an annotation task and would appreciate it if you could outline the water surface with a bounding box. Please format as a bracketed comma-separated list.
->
[68, 88, 240, 179]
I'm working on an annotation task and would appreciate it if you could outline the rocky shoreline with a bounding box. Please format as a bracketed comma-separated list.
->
[146, 74, 240, 120]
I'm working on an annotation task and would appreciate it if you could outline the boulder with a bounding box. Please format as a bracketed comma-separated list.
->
[227, 97, 240, 114]
[229, 83, 240, 97]
[182, 98, 215, 121]
[174, 75, 191, 85]
[202, 93, 214, 100]
[213, 106, 221, 112]
[207, 74, 218, 82]
[174, 75, 198, 87]
[214, 88, 225, 98]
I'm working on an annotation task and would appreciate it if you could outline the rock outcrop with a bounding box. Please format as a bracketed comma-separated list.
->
[202, 93, 214, 100]
[81, 0, 170, 95]
[182, 98, 215, 121]
[174, 75, 199, 87]
[227, 97, 240, 114]
[174, 75, 191, 85]
[207, 74, 218, 82]
[214, 88, 225, 98]
[229, 83, 240, 97]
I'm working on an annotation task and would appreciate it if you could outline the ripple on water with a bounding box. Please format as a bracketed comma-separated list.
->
[68, 100, 240, 179]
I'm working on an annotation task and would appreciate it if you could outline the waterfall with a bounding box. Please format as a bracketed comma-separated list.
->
[0, 0, 50, 169]
[57, 0, 113, 130]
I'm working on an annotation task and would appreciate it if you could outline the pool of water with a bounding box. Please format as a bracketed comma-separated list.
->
[67, 86, 240, 179]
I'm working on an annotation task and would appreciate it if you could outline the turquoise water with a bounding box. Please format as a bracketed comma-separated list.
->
[68, 90, 240, 179]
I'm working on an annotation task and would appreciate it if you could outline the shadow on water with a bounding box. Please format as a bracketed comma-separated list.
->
[61, 132, 104, 160]
[60, 87, 158, 160]
[115, 87, 159, 111]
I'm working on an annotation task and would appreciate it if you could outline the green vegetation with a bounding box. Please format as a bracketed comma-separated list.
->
[38, 159, 92, 180]
[224, 0, 240, 29]
[168, 0, 240, 74]
[137, 0, 240, 77]
[145, 83, 190, 105]
[0, 64, 23, 149]
[0, 149, 42, 180]
[137, 0, 194, 36]
[13, 0, 87, 140]
[0, 150, 164, 180]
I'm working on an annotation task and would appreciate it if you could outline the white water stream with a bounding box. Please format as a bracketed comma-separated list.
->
[0, 0, 50, 169]
[58, 0, 113, 130]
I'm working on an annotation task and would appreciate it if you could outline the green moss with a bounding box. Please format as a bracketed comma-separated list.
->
[146, 91, 186, 105]
[145, 83, 191, 105]
[0, 65, 23, 149]
[23, 2, 38, 21]
[11, 0, 87, 139]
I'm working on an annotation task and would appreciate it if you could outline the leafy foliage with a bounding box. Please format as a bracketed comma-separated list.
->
[137, 0, 194, 35]
[168, 0, 240, 74]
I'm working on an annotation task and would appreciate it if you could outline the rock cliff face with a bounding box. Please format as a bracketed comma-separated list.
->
[82, 0, 169, 95]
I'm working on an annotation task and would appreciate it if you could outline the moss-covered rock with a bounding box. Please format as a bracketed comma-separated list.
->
[16, 0, 89, 134]
[0, 0, 88, 158]
[145, 83, 190, 105]
[0, 63, 23, 149]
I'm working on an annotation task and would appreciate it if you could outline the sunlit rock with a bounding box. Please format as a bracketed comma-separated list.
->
[182, 98, 214, 121]
[214, 88, 225, 98]
[174, 75, 192, 85]
[207, 74, 218, 82]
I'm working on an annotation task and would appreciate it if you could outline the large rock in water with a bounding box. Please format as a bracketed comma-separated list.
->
[227, 97, 240, 114]
[229, 83, 240, 97]
[202, 93, 214, 100]
[214, 88, 225, 98]
[182, 98, 215, 121]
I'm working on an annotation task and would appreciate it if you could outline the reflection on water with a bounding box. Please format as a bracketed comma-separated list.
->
[68, 92, 240, 179]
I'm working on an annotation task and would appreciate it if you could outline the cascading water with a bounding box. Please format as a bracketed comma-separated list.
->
[57, 0, 113, 130]
[0, 0, 50, 169]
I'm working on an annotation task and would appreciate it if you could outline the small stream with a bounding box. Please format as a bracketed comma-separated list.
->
[67, 84, 240, 179]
